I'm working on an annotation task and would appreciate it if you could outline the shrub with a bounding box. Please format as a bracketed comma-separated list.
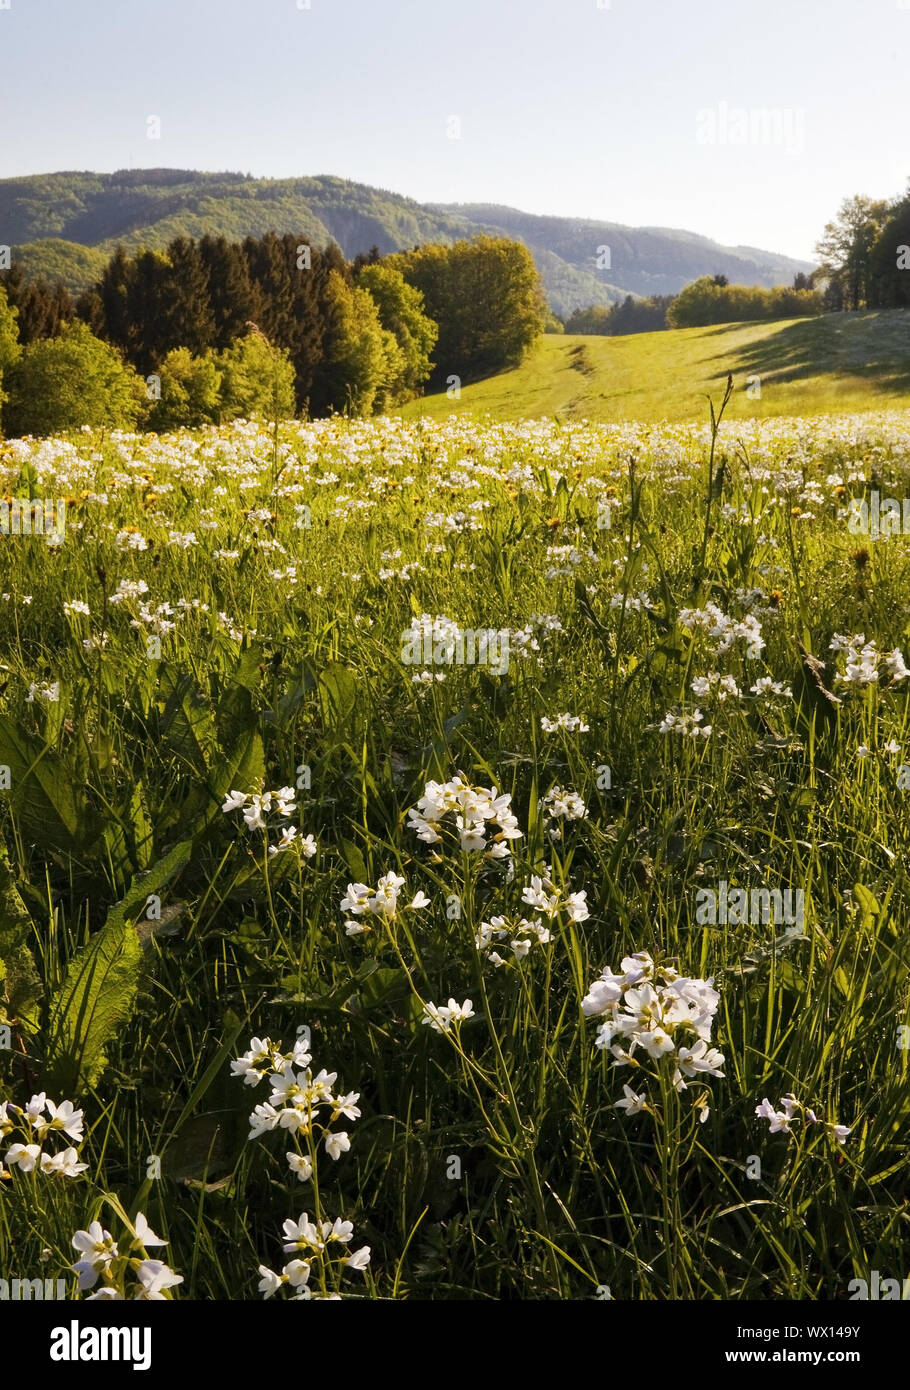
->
[214, 330, 296, 423]
[149, 346, 222, 432]
[3, 319, 146, 437]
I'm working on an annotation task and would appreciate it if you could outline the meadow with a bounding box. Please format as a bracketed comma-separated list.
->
[399, 311, 910, 425]
[1, 397, 909, 1300]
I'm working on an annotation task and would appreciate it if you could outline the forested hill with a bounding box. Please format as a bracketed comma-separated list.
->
[0, 169, 813, 314]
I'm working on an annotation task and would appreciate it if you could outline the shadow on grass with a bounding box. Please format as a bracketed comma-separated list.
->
[707, 311, 910, 395]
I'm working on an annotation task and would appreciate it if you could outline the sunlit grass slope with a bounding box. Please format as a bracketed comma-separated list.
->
[399, 310, 910, 425]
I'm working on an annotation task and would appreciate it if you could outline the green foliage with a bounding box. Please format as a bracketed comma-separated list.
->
[815, 195, 892, 312]
[150, 346, 222, 431]
[0, 169, 814, 316]
[566, 294, 674, 336]
[868, 185, 910, 310]
[3, 318, 146, 436]
[42, 841, 192, 1094]
[666, 276, 823, 329]
[0, 712, 102, 854]
[0, 407, 908, 1299]
[356, 263, 437, 405]
[9, 239, 108, 296]
[0, 284, 21, 429]
[42, 915, 143, 1096]
[0, 261, 74, 345]
[215, 330, 296, 422]
[0, 837, 42, 1037]
[392, 235, 547, 383]
[320, 270, 399, 416]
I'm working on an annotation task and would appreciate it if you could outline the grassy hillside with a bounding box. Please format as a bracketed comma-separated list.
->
[0, 169, 813, 315]
[399, 311, 910, 424]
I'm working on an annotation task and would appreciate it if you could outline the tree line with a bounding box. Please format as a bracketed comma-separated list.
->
[0, 232, 547, 436]
[814, 184, 910, 311]
[557, 175, 910, 335]
[556, 277, 824, 336]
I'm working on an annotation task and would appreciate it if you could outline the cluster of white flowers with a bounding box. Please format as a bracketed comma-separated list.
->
[221, 786, 317, 858]
[257, 1212, 370, 1300]
[130, 600, 179, 638]
[529, 613, 564, 634]
[115, 528, 149, 550]
[545, 543, 596, 578]
[691, 672, 741, 702]
[421, 998, 475, 1033]
[658, 708, 712, 739]
[107, 577, 150, 605]
[679, 603, 765, 660]
[750, 676, 793, 698]
[1, 1094, 88, 1178]
[71, 1214, 183, 1300]
[379, 560, 426, 582]
[231, 1032, 360, 1172]
[508, 625, 541, 659]
[402, 613, 463, 661]
[688, 672, 793, 704]
[582, 952, 724, 1116]
[475, 914, 551, 965]
[340, 872, 430, 936]
[473, 873, 588, 966]
[424, 509, 482, 534]
[540, 713, 589, 733]
[829, 634, 910, 687]
[541, 785, 588, 840]
[407, 775, 523, 858]
[232, 1034, 370, 1298]
[63, 599, 90, 617]
[755, 1095, 851, 1144]
[522, 873, 590, 921]
[25, 680, 60, 705]
[609, 589, 653, 613]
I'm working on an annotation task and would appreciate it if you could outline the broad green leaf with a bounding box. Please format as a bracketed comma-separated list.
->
[193, 729, 266, 840]
[43, 842, 192, 1093]
[318, 662, 357, 733]
[0, 714, 98, 852]
[0, 829, 44, 1034]
[43, 915, 143, 1094]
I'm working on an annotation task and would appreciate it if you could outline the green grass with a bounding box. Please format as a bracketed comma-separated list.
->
[1, 404, 910, 1300]
[400, 310, 910, 425]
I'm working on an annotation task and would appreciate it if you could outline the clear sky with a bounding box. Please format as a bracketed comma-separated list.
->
[1, 0, 907, 261]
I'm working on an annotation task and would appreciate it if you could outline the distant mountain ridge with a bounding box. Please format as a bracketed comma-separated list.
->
[0, 169, 814, 315]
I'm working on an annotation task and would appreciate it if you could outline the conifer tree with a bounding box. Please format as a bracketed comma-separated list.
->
[164, 236, 215, 355]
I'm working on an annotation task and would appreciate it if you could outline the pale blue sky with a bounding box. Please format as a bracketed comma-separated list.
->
[0, 0, 907, 260]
